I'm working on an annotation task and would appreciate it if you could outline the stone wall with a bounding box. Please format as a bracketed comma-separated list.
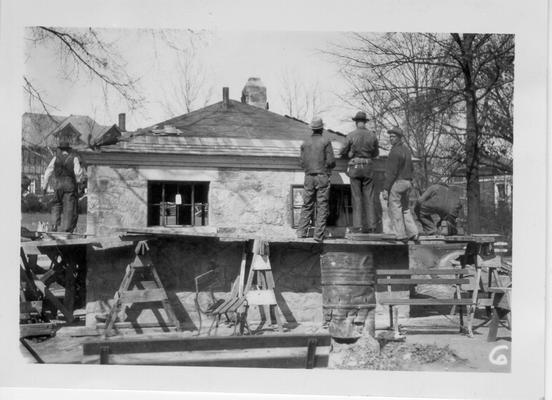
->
[85, 238, 412, 330]
[86, 165, 395, 237]
[86, 165, 311, 237]
[85, 238, 327, 329]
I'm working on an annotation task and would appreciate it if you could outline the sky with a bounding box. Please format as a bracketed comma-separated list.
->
[24, 29, 362, 133]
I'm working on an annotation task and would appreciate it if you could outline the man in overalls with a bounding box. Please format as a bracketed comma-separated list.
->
[42, 137, 85, 232]
[340, 111, 380, 233]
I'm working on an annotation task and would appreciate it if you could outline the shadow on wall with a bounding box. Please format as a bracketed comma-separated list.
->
[84, 237, 326, 329]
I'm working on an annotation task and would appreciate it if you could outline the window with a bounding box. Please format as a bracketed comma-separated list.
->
[147, 181, 209, 227]
[496, 183, 506, 200]
[291, 184, 353, 228]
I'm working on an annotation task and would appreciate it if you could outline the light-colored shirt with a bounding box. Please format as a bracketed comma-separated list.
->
[42, 153, 84, 191]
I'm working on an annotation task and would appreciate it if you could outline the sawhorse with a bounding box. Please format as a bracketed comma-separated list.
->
[102, 241, 181, 336]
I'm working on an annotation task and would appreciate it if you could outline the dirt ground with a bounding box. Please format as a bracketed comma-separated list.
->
[329, 313, 511, 372]
[19, 312, 511, 372]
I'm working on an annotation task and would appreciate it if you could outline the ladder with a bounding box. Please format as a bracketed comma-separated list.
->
[103, 241, 181, 336]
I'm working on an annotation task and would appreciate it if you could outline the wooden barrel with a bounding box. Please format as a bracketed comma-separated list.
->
[320, 245, 376, 339]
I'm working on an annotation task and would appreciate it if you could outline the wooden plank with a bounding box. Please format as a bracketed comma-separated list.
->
[216, 297, 241, 314]
[305, 338, 318, 369]
[246, 290, 277, 306]
[238, 247, 246, 298]
[376, 269, 467, 276]
[124, 226, 218, 237]
[96, 321, 177, 330]
[19, 338, 44, 363]
[20, 322, 58, 338]
[88, 349, 330, 369]
[83, 334, 331, 356]
[379, 298, 474, 306]
[64, 262, 76, 315]
[119, 288, 168, 303]
[377, 278, 470, 285]
[345, 233, 397, 241]
[444, 235, 496, 243]
[251, 254, 271, 271]
[21, 238, 98, 250]
[226, 297, 247, 313]
[34, 281, 74, 322]
[487, 287, 511, 293]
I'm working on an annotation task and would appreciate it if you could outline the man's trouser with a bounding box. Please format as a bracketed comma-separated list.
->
[348, 162, 376, 232]
[416, 206, 458, 236]
[388, 179, 418, 240]
[296, 173, 330, 241]
[52, 186, 78, 233]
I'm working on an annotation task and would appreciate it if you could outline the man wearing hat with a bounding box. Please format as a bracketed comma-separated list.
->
[382, 126, 418, 242]
[340, 111, 380, 233]
[296, 117, 336, 242]
[41, 135, 85, 232]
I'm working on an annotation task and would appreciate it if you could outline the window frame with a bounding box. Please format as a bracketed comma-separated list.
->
[147, 180, 209, 227]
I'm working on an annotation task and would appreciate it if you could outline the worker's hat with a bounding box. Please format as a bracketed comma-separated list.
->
[352, 111, 369, 122]
[310, 117, 324, 130]
[387, 126, 404, 137]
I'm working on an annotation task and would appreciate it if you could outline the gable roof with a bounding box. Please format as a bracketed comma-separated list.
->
[139, 99, 345, 141]
[21, 112, 110, 148]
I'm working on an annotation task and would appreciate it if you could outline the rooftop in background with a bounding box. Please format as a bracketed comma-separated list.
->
[22, 113, 112, 148]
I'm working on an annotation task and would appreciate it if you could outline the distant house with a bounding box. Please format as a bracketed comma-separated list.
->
[21, 113, 123, 193]
[447, 164, 512, 240]
[82, 82, 396, 237]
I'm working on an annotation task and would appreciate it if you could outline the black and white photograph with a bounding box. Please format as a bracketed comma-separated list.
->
[1, 1, 548, 399]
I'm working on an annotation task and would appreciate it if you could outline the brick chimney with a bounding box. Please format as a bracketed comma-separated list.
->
[222, 87, 229, 109]
[241, 77, 268, 109]
[118, 113, 126, 132]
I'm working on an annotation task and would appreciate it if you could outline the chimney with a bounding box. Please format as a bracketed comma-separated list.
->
[222, 87, 229, 109]
[241, 77, 268, 109]
[118, 113, 126, 132]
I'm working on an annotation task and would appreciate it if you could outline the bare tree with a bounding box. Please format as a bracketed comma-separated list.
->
[24, 27, 144, 114]
[161, 42, 214, 116]
[279, 69, 329, 121]
[327, 32, 514, 233]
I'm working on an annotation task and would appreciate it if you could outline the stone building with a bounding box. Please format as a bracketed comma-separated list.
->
[80, 81, 414, 330]
[83, 84, 392, 237]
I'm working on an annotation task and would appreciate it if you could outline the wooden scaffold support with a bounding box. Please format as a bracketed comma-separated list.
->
[102, 241, 181, 336]
[243, 238, 284, 333]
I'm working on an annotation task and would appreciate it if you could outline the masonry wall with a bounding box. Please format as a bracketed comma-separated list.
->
[85, 238, 412, 330]
[86, 165, 315, 237]
[86, 165, 385, 237]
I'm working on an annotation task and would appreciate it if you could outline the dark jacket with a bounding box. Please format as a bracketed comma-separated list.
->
[384, 141, 413, 191]
[54, 148, 78, 190]
[416, 183, 462, 217]
[340, 127, 379, 160]
[300, 133, 336, 175]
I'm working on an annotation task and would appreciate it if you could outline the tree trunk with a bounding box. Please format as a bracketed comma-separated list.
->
[464, 91, 481, 233]
[454, 33, 481, 233]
